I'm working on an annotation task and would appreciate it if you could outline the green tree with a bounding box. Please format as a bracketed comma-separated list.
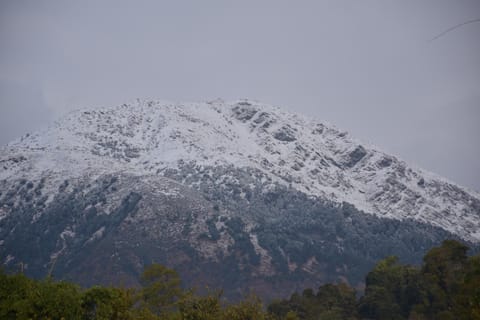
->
[82, 286, 135, 320]
[0, 271, 36, 319]
[316, 283, 358, 320]
[178, 290, 222, 320]
[222, 295, 271, 320]
[140, 264, 184, 316]
[458, 255, 480, 319]
[27, 278, 83, 320]
[358, 256, 421, 320]
[415, 240, 469, 318]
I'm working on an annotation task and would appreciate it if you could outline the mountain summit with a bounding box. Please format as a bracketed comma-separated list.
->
[1, 99, 479, 299]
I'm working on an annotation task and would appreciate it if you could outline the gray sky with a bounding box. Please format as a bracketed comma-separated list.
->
[1, 0, 479, 191]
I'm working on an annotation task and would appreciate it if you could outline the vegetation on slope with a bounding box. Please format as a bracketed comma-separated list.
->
[1, 240, 479, 319]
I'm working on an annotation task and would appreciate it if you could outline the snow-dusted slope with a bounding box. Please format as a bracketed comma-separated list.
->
[1, 99, 479, 241]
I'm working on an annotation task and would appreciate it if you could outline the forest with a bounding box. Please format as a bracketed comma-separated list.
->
[0, 239, 479, 320]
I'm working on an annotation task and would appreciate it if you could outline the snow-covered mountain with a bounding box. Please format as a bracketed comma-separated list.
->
[1, 99, 479, 299]
[2, 99, 479, 241]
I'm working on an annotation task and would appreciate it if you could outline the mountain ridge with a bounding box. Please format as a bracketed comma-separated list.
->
[2, 99, 479, 241]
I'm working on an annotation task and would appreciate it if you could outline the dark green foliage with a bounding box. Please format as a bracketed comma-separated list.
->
[139, 264, 184, 316]
[1, 241, 480, 319]
[82, 286, 135, 319]
[225, 217, 260, 266]
[32, 279, 83, 319]
[269, 283, 358, 320]
[358, 256, 421, 319]
[411, 240, 473, 319]
[0, 264, 273, 320]
[269, 240, 480, 320]
[179, 165, 470, 288]
[0, 176, 142, 280]
[222, 295, 271, 320]
[358, 240, 480, 320]
[0, 271, 83, 319]
[179, 290, 222, 320]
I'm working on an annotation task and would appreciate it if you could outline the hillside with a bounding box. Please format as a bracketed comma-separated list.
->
[1, 99, 479, 299]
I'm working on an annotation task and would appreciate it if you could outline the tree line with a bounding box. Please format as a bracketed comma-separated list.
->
[1, 239, 479, 319]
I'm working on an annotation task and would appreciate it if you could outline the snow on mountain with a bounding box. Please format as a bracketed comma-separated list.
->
[1, 99, 479, 241]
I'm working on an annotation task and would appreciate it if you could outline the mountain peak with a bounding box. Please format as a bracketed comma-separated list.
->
[1, 99, 479, 242]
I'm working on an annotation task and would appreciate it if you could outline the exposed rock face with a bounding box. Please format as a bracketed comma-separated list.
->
[0, 99, 479, 300]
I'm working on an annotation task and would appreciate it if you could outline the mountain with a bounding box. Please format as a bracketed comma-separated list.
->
[1, 99, 479, 300]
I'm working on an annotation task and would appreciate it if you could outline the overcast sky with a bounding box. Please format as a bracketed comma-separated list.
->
[0, 0, 479, 191]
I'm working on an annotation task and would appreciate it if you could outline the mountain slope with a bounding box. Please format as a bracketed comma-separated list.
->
[2, 99, 479, 241]
[0, 99, 479, 299]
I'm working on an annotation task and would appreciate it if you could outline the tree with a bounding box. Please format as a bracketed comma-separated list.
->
[178, 290, 222, 320]
[0, 271, 36, 319]
[359, 256, 421, 320]
[222, 295, 270, 320]
[139, 264, 184, 316]
[418, 240, 469, 318]
[82, 286, 135, 320]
